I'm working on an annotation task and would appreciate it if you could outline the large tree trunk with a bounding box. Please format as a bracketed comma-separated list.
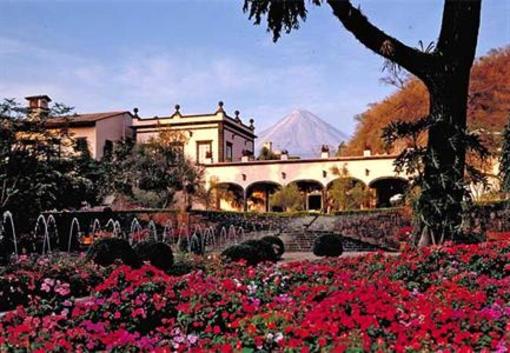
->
[418, 68, 471, 244]
[326, 0, 481, 245]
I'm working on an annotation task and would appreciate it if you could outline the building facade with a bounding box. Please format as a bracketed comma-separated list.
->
[132, 102, 256, 164]
[32, 95, 415, 211]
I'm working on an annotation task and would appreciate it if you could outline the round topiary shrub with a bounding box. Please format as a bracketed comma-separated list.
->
[134, 240, 174, 271]
[312, 234, 343, 257]
[86, 238, 140, 268]
[260, 236, 285, 259]
[241, 239, 278, 262]
[221, 243, 262, 266]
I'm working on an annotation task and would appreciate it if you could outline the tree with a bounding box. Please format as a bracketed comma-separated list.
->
[243, 0, 482, 245]
[270, 183, 304, 212]
[257, 146, 279, 160]
[100, 130, 204, 209]
[328, 166, 371, 211]
[500, 117, 510, 193]
[0, 98, 98, 231]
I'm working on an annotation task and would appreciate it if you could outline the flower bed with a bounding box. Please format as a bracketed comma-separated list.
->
[1, 242, 509, 352]
[0, 254, 108, 312]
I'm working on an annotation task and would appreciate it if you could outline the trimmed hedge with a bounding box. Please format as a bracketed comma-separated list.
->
[134, 240, 174, 271]
[86, 238, 141, 268]
[222, 238, 283, 265]
[221, 244, 263, 266]
[260, 236, 285, 259]
[312, 234, 343, 257]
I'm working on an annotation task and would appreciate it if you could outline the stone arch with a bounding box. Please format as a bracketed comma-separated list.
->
[245, 181, 282, 212]
[368, 177, 409, 208]
[208, 182, 245, 211]
[326, 177, 372, 212]
[287, 179, 325, 211]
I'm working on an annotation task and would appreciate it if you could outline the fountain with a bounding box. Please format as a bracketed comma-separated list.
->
[67, 217, 81, 252]
[148, 220, 158, 241]
[35, 214, 51, 255]
[47, 214, 59, 248]
[202, 226, 216, 251]
[162, 221, 173, 244]
[104, 219, 122, 237]
[91, 218, 101, 234]
[219, 226, 228, 248]
[2, 211, 18, 256]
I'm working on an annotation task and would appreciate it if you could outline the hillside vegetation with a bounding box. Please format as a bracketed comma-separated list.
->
[344, 47, 510, 156]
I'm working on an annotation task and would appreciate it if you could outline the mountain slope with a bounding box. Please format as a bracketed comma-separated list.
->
[344, 47, 510, 156]
[256, 109, 349, 158]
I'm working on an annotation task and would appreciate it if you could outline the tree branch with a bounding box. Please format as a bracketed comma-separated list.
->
[436, 0, 481, 64]
[326, 0, 433, 78]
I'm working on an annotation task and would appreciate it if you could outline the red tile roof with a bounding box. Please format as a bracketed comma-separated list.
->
[46, 111, 130, 127]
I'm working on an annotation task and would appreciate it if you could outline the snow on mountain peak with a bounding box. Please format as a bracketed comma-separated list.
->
[255, 110, 349, 158]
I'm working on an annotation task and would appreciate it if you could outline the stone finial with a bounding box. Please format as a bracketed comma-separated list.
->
[133, 107, 139, 117]
[249, 118, 255, 130]
[234, 110, 241, 122]
[217, 101, 224, 113]
[174, 104, 181, 114]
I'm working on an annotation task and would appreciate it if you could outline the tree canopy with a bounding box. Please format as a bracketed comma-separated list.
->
[344, 47, 510, 156]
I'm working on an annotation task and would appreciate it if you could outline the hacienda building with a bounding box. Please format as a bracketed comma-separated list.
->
[28, 94, 429, 212]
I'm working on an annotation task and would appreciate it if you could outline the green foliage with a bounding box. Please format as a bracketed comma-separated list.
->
[260, 236, 285, 259]
[312, 233, 343, 257]
[0, 98, 100, 230]
[499, 117, 510, 192]
[99, 132, 204, 208]
[382, 117, 490, 244]
[269, 183, 304, 212]
[257, 146, 279, 161]
[222, 238, 280, 266]
[328, 167, 371, 211]
[134, 240, 174, 271]
[243, 0, 321, 42]
[86, 238, 141, 268]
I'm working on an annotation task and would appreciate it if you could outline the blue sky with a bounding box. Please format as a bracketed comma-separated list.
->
[0, 0, 508, 135]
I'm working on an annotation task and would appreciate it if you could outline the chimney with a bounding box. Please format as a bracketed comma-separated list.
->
[363, 146, 372, 157]
[321, 145, 330, 159]
[25, 95, 52, 117]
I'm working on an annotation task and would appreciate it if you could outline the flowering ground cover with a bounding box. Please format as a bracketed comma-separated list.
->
[0, 254, 108, 312]
[1, 242, 509, 352]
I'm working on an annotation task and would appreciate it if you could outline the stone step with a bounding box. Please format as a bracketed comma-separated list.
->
[282, 231, 383, 253]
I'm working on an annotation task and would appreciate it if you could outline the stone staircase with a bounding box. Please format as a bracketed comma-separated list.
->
[281, 230, 383, 253]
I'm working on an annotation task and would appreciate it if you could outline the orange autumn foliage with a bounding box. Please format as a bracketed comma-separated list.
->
[344, 47, 510, 156]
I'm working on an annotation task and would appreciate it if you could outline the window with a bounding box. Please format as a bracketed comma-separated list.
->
[196, 141, 212, 164]
[226, 142, 233, 161]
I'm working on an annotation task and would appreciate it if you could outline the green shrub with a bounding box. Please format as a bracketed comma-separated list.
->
[134, 240, 174, 271]
[86, 238, 140, 267]
[241, 239, 278, 262]
[221, 244, 263, 266]
[260, 236, 285, 259]
[312, 234, 343, 257]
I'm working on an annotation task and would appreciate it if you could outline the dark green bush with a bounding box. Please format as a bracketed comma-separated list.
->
[134, 240, 174, 271]
[86, 238, 140, 267]
[260, 236, 285, 259]
[312, 234, 343, 257]
[222, 238, 281, 265]
[221, 244, 263, 266]
[241, 239, 278, 262]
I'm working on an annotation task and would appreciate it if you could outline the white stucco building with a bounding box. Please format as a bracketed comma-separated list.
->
[34, 95, 413, 212]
